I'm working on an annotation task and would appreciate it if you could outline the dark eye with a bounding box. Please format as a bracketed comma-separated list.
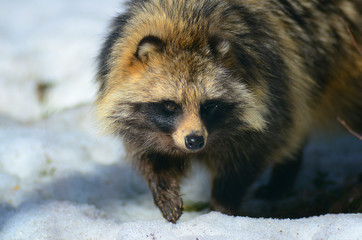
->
[201, 100, 235, 131]
[164, 101, 178, 112]
[201, 101, 222, 116]
[132, 101, 182, 133]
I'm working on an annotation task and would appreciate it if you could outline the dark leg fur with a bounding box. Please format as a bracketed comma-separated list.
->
[255, 148, 303, 200]
[210, 158, 266, 215]
[138, 154, 187, 223]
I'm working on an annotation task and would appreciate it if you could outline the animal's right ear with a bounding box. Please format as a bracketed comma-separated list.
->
[135, 36, 165, 63]
[208, 35, 230, 57]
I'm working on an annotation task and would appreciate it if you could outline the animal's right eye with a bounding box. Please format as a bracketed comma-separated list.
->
[133, 101, 182, 133]
[163, 101, 178, 112]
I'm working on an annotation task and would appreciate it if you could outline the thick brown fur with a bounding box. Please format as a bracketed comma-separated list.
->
[96, 0, 362, 223]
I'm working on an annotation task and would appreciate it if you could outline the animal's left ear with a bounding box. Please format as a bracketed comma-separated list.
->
[135, 35, 165, 63]
[208, 35, 230, 57]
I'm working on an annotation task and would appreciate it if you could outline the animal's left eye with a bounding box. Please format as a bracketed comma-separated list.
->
[201, 101, 222, 116]
[201, 100, 235, 131]
[205, 103, 219, 110]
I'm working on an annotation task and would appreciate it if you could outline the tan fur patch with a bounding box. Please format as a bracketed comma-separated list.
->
[172, 111, 208, 152]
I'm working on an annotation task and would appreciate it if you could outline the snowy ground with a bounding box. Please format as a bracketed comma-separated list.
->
[0, 0, 361, 239]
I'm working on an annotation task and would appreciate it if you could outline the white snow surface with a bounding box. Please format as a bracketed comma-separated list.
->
[0, 0, 361, 239]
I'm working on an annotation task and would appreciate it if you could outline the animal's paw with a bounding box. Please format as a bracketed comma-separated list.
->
[154, 189, 183, 223]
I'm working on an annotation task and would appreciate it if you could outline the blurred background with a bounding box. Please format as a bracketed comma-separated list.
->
[0, 0, 123, 121]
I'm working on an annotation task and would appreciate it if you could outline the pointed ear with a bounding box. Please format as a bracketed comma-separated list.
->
[208, 35, 230, 57]
[135, 36, 165, 63]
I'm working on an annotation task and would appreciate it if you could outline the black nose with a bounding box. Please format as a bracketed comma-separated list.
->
[185, 135, 205, 151]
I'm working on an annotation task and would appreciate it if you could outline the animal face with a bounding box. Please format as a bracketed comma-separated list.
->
[98, 35, 245, 154]
[97, 32, 269, 156]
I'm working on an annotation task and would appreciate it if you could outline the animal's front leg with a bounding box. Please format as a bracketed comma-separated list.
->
[255, 148, 303, 200]
[138, 153, 186, 223]
[209, 156, 266, 216]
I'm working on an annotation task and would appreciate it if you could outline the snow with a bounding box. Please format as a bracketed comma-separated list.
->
[0, 0, 361, 239]
[1, 202, 361, 240]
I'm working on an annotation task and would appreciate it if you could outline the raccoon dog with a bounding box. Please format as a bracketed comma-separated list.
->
[96, 0, 362, 223]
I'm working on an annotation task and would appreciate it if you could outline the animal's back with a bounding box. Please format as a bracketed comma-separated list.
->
[254, 0, 362, 138]
[300, 0, 362, 131]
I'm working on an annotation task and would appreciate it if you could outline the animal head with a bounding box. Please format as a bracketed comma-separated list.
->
[96, 0, 269, 156]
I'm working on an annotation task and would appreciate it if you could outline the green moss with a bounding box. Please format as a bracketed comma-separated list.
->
[183, 201, 209, 212]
